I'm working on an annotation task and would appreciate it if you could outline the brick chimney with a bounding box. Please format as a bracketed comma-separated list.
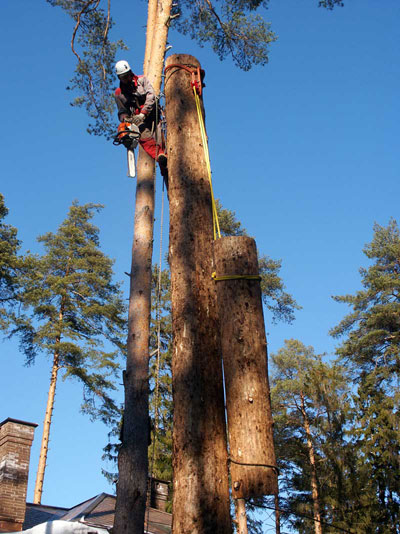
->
[0, 418, 37, 532]
[147, 477, 169, 512]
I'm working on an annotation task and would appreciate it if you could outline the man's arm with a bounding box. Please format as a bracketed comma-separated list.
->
[114, 88, 130, 121]
[138, 76, 156, 116]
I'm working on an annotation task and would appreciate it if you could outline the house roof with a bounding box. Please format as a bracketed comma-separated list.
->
[24, 504, 69, 530]
[24, 494, 171, 534]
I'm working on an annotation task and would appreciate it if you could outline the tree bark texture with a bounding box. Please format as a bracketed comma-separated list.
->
[213, 236, 278, 499]
[143, 0, 157, 77]
[114, 5, 172, 533]
[33, 350, 60, 504]
[146, 0, 172, 91]
[165, 54, 232, 534]
[300, 392, 323, 534]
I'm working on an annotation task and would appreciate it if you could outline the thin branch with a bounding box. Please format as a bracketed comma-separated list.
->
[71, 0, 100, 62]
[101, 0, 112, 81]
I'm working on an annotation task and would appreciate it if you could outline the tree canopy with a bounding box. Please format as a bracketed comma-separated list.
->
[14, 201, 127, 420]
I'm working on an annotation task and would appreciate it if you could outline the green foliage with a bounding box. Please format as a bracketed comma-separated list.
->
[217, 200, 301, 324]
[47, 0, 127, 138]
[0, 194, 22, 331]
[330, 219, 400, 529]
[13, 201, 127, 422]
[331, 219, 400, 379]
[217, 199, 247, 237]
[319, 0, 344, 9]
[174, 0, 276, 71]
[269, 339, 359, 534]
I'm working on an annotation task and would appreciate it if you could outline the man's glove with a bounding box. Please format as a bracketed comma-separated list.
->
[130, 113, 146, 126]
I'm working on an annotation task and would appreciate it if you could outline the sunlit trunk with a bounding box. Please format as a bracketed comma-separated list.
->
[300, 392, 323, 534]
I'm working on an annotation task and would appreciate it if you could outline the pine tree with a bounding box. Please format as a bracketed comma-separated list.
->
[331, 218, 400, 530]
[13, 201, 126, 504]
[271, 339, 325, 534]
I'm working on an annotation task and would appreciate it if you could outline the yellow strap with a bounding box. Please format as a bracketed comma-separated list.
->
[212, 272, 262, 282]
[193, 87, 221, 240]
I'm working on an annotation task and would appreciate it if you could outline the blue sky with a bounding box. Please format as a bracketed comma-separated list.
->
[1, 0, 399, 529]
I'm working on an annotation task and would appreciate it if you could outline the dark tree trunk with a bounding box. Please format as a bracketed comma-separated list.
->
[213, 236, 278, 499]
[165, 54, 232, 534]
[114, 149, 155, 534]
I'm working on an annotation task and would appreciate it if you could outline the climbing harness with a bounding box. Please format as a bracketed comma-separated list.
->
[164, 63, 221, 240]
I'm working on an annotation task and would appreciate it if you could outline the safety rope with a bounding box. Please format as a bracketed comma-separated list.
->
[228, 456, 280, 476]
[193, 86, 221, 240]
[164, 63, 221, 240]
[212, 272, 262, 282]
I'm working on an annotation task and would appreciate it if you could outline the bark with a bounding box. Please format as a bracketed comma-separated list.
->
[146, 0, 172, 90]
[214, 236, 277, 499]
[143, 0, 157, 77]
[33, 302, 65, 505]
[300, 392, 323, 534]
[236, 499, 249, 534]
[113, 147, 156, 534]
[33, 349, 60, 504]
[114, 3, 172, 534]
[165, 54, 232, 534]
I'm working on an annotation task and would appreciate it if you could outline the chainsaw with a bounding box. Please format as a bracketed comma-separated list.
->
[113, 121, 141, 178]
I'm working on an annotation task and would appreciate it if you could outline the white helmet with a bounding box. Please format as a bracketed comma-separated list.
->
[115, 60, 131, 76]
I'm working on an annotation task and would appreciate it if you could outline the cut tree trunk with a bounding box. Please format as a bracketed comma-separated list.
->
[33, 350, 60, 504]
[113, 147, 156, 534]
[165, 53, 232, 534]
[113, 3, 172, 534]
[213, 236, 278, 500]
[300, 392, 323, 534]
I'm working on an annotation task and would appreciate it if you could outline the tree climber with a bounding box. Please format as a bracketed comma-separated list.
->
[114, 60, 168, 180]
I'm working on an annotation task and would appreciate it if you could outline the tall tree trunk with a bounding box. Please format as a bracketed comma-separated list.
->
[146, 0, 172, 89]
[33, 349, 60, 504]
[165, 53, 232, 534]
[300, 392, 323, 534]
[33, 303, 65, 505]
[143, 0, 157, 77]
[114, 3, 172, 534]
[275, 492, 281, 534]
[235, 499, 249, 534]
